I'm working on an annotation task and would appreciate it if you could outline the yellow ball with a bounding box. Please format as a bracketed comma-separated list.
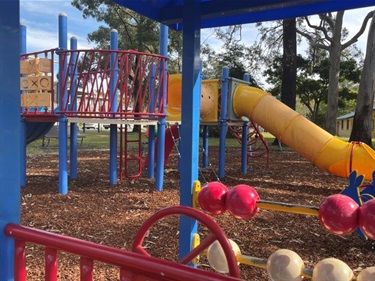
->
[312, 258, 353, 281]
[207, 239, 241, 273]
[266, 249, 304, 281]
[357, 266, 375, 281]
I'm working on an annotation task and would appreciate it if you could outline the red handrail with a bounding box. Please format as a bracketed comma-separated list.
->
[5, 223, 241, 281]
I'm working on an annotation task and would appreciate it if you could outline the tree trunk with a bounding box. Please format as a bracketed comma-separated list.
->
[281, 18, 297, 110]
[273, 18, 297, 147]
[349, 13, 375, 147]
[325, 11, 344, 135]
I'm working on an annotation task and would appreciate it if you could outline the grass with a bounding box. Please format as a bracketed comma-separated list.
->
[26, 129, 278, 156]
[27, 128, 372, 156]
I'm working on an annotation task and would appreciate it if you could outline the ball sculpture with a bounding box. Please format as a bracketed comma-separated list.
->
[358, 198, 375, 240]
[357, 266, 375, 281]
[207, 239, 241, 274]
[266, 249, 304, 281]
[318, 194, 359, 235]
[312, 258, 353, 281]
[197, 181, 229, 215]
[225, 184, 260, 220]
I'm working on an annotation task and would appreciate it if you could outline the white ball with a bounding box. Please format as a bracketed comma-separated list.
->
[267, 249, 304, 281]
[357, 266, 375, 281]
[312, 258, 353, 281]
[207, 239, 241, 273]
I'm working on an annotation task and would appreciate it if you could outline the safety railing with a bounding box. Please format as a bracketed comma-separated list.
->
[20, 49, 168, 122]
[58, 49, 167, 120]
[5, 223, 240, 281]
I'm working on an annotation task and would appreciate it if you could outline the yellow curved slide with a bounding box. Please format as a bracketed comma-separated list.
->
[233, 84, 375, 180]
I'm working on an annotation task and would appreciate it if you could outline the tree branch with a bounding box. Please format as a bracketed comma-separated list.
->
[342, 10, 375, 50]
[296, 30, 330, 51]
[305, 16, 332, 43]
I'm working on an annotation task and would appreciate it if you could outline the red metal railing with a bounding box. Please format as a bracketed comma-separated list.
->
[5, 223, 240, 281]
[58, 49, 167, 119]
[229, 122, 270, 167]
[20, 49, 168, 121]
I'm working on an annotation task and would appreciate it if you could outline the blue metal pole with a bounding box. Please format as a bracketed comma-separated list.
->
[179, 0, 200, 263]
[147, 64, 157, 178]
[218, 67, 229, 178]
[58, 13, 68, 108]
[109, 29, 119, 185]
[70, 37, 78, 179]
[155, 24, 168, 191]
[0, 1, 20, 277]
[58, 13, 68, 194]
[202, 125, 209, 168]
[59, 116, 69, 194]
[20, 22, 27, 187]
[241, 121, 249, 174]
[241, 73, 250, 174]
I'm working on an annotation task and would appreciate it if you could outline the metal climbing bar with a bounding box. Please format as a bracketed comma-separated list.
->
[5, 223, 239, 281]
[120, 125, 143, 180]
[57, 49, 167, 119]
[229, 121, 269, 167]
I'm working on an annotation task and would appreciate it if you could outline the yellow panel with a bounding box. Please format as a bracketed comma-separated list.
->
[38, 58, 52, 73]
[20, 76, 51, 91]
[20, 94, 26, 106]
[21, 92, 51, 108]
[166, 75, 219, 122]
[36, 93, 52, 107]
[20, 58, 39, 75]
[20, 77, 30, 91]
[38, 76, 52, 90]
[201, 79, 219, 123]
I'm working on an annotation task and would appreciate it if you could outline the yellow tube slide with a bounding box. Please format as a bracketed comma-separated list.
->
[233, 84, 375, 180]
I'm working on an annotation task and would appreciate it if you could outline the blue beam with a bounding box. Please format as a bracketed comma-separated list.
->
[178, 0, 200, 262]
[0, 0, 20, 278]
[112, 0, 375, 31]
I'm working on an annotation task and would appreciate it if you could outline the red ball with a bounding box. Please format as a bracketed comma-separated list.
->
[197, 182, 229, 215]
[319, 194, 359, 235]
[359, 199, 375, 240]
[225, 184, 260, 220]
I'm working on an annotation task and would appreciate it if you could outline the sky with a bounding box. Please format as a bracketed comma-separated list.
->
[20, 1, 375, 59]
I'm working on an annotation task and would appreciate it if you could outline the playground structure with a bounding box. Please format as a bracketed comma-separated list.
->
[20, 14, 271, 194]
[3, 0, 375, 280]
[19, 15, 170, 194]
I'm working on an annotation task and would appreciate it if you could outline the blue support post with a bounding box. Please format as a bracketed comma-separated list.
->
[58, 116, 69, 194]
[20, 22, 27, 187]
[202, 125, 209, 168]
[109, 29, 119, 185]
[218, 67, 229, 178]
[155, 24, 169, 191]
[70, 36, 78, 179]
[0, 1, 20, 277]
[58, 12, 68, 194]
[58, 13, 68, 108]
[241, 73, 250, 174]
[179, 0, 200, 263]
[147, 64, 157, 178]
[241, 121, 249, 174]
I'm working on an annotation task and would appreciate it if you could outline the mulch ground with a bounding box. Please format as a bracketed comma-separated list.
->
[21, 145, 375, 280]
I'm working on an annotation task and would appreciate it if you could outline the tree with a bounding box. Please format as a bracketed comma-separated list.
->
[264, 51, 360, 125]
[71, 0, 182, 58]
[298, 11, 374, 135]
[281, 18, 297, 110]
[350, 13, 375, 147]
